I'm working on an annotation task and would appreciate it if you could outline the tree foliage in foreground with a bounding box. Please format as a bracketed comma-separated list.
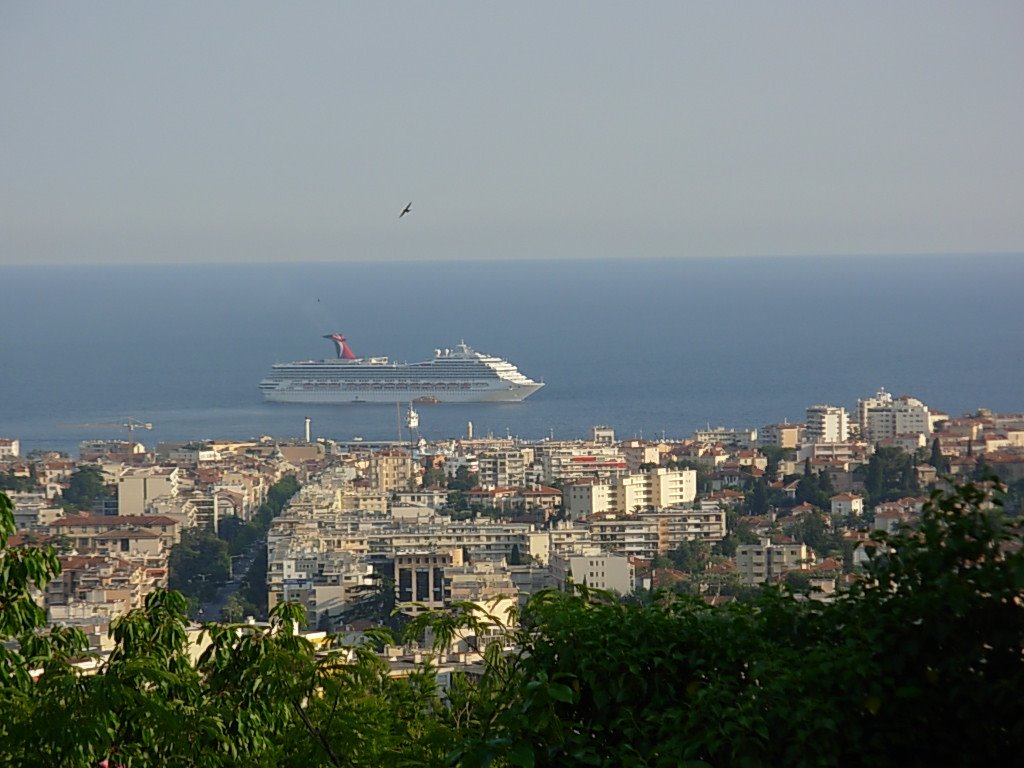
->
[461, 479, 1023, 767]
[1, 480, 1023, 766]
[1, 488, 453, 767]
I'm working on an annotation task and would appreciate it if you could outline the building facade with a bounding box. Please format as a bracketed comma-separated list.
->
[736, 540, 812, 585]
[805, 405, 850, 444]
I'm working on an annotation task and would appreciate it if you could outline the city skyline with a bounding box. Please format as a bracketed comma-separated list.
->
[3, 2, 1023, 266]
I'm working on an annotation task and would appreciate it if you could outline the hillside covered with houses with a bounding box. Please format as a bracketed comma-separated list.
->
[2, 388, 1023, 639]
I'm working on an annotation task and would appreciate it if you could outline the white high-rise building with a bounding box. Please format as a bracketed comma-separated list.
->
[857, 388, 893, 434]
[805, 405, 849, 444]
[563, 468, 697, 519]
[477, 449, 528, 489]
[859, 389, 932, 443]
[617, 468, 697, 514]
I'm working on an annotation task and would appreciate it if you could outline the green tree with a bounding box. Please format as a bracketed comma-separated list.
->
[0, 491, 87, 684]
[973, 457, 993, 482]
[1, 490, 457, 766]
[864, 446, 919, 504]
[168, 528, 230, 600]
[711, 534, 738, 557]
[221, 593, 247, 622]
[448, 480, 1024, 766]
[928, 437, 950, 474]
[508, 543, 523, 565]
[448, 465, 478, 492]
[788, 510, 841, 556]
[795, 464, 833, 509]
[421, 460, 447, 488]
[61, 465, 110, 511]
[760, 445, 794, 479]
[796, 462, 819, 504]
[446, 489, 469, 513]
[667, 539, 709, 573]
[724, 508, 761, 546]
[4, 481, 1023, 766]
[0, 471, 39, 493]
[267, 474, 300, 509]
[818, 466, 834, 498]
[745, 477, 769, 515]
[239, 542, 269, 617]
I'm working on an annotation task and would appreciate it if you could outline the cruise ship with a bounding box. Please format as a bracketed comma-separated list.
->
[259, 334, 544, 404]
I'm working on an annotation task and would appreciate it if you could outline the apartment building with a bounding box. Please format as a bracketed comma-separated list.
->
[368, 449, 414, 492]
[619, 440, 661, 472]
[47, 554, 153, 623]
[857, 388, 893, 435]
[527, 524, 591, 565]
[118, 466, 180, 516]
[795, 440, 871, 464]
[8, 491, 64, 531]
[447, 560, 518, 603]
[692, 426, 758, 448]
[394, 488, 450, 510]
[91, 529, 169, 587]
[864, 394, 932, 443]
[535, 443, 628, 484]
[588, 516, 660, 560]
[165, 442, 222, 464]
[563, 468, 697, 518]
[276, 566, 378, 624]
[515, 486, 562, 517]
[759, 423, 801, 450]
[563, 479, 615, 520]
[50, 514, 181, 549]
[549, 547, 636, 595]
[639, 505, 727, 554]
[386, 522, 533, 563]
[830, 493, 864, 518]
[336, 488, 389, 516]
[635, 467, 697, 511]
[395, 548, 463, 615]
[736, 540, 812, 585]
[477, 448, 530, 489]
[805, 405, 849, 444]
[213, 469, 268, 519]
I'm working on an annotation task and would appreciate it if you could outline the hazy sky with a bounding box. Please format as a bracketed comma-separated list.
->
[2, 2, 1022, 265]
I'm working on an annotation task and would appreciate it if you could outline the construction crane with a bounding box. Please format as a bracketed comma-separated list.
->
[121, 418, 153, 440]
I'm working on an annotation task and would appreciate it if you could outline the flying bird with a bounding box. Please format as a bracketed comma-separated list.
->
[399, 201, 412, 218]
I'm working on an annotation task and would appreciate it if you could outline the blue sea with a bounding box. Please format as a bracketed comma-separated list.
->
[1, 255, 1022, 456]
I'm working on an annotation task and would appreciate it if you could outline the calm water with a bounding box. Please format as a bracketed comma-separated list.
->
[1, 255, 1022, 455]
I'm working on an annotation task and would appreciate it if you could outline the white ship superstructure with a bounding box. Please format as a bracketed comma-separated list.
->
[259, 334, 544, 404]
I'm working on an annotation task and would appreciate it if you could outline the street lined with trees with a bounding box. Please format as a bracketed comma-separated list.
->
[169, 474, 299, 621]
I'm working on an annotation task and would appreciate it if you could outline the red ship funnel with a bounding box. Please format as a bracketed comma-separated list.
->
[323, 333, 357, 359]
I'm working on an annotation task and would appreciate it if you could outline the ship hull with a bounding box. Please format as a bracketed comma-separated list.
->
[261, 382, 543, 404]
